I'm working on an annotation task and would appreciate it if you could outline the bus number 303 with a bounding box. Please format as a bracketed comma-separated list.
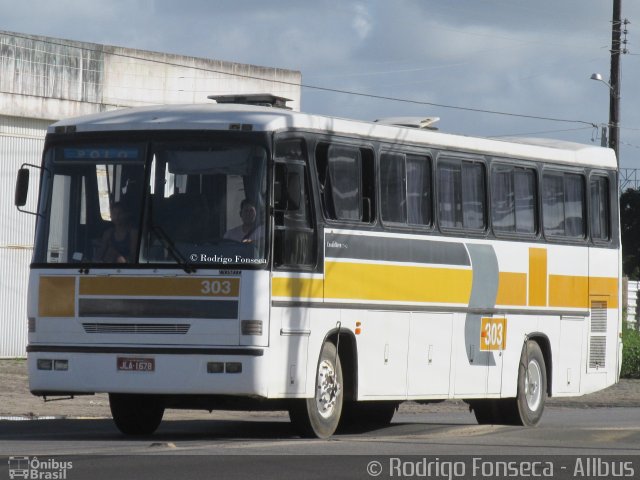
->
[201, 280, 232, 295]
[480, 317, 507, 351]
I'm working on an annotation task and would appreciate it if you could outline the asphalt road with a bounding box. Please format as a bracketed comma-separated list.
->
[1, 406, 639, 480]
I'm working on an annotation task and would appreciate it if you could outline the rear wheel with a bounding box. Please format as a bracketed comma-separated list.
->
[109, 393, 165, 435]
[511, 340, 547, 426]
[470, 341, 546, 426]
[289, 341, 343, 438]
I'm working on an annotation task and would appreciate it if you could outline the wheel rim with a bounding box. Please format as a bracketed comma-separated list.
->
[316, 359, 341, 418]
[525, 359, 542, 412]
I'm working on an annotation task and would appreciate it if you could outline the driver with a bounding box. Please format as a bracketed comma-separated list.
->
[224, 199, 263, 243]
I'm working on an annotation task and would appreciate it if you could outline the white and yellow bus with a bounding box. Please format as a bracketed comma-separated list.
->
[15, 95, 621, 438]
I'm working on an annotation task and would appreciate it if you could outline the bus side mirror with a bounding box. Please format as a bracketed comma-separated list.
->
[15, 168, 30, 207]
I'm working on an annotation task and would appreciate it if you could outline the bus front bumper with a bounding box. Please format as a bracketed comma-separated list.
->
[27, 346, 269, 397]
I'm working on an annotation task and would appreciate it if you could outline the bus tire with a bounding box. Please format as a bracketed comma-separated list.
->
[288, 341, 343, 439]
[509, 340, 547, 426]
[109, 393, 165, 435]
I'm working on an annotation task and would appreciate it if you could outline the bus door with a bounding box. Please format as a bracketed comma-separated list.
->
[272, 138, 318, 394]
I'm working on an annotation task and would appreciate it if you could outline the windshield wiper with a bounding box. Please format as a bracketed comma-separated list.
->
[151, 224, 197, 273]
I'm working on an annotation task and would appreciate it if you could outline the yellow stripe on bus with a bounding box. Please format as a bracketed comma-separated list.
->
[589, 276, 619, 308]
[324, 261, 473, 304]
[528, 247, 547, 307]
[548, 275, 589, 308]
[79, 277, 239, 297]
[272, 277, 324, 299]
[39, 276, 76, 317]
[496, 272, 527, 306]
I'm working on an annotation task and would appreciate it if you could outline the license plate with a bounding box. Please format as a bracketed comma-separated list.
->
[117, 357, 155, 372]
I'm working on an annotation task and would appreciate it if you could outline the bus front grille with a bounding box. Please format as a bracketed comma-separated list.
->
[82, 323, 191, 334]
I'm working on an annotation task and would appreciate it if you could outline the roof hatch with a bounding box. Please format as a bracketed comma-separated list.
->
[208, 94, 292, 110]
[374, 116, 440, 130]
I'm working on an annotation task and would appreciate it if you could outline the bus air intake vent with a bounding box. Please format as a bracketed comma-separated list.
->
[82, 323, 190, 334]
[588, 337, 606, 369]
[588, 301, 608, 370]
[590, 301, 607, 333]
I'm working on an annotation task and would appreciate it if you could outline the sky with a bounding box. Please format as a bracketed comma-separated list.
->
[2, 0, 640, 168]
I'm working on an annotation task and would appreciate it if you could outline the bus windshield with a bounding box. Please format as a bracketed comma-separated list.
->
[34, 138, 269, 268]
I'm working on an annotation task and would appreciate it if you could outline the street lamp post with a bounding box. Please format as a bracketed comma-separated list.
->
[590, 73, 620, 163]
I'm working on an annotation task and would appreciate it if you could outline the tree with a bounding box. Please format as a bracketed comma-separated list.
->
[620, 188, 640, 279]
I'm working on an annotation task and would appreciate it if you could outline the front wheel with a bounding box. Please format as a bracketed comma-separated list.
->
[470, 341, 547, 426]
[109, 393, 165, 435]
[289, 341, 343, 438]
[503, 340, 547, 426]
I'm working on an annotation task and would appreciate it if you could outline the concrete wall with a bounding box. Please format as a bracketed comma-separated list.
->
[0, 115, 47, 357]
[0, 30, 301, 120]
[0, 31, 301, 357]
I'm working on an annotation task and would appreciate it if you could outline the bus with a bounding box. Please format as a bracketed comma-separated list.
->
[15, 94, 621, 438]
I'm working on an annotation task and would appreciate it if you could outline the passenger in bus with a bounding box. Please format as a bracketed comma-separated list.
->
[224, 199, 263, 243]
[97, 202, 137, 263]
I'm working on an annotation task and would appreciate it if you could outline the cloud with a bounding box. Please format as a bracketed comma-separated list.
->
[0, 0, 639, 164]
[352, 3, 373, 39]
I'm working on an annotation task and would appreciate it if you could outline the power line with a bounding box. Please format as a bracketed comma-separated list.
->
[488, 126, 594, 138]
[1, 31, 599, 128]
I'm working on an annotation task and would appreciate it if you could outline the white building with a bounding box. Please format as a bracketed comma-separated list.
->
[0, 30, 301, 357]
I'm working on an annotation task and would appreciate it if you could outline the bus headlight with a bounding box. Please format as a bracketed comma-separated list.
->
[37, 359, 53, 370]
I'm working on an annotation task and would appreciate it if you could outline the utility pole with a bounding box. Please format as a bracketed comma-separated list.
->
[609, 0, 622, 165]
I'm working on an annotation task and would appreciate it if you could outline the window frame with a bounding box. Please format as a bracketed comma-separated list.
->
[489, 160, 539, 240]
[588, 171, 612, 245]
[314, 140, 376, 226]
[541, 168, 588, 243]
[378, 149, 433, 230]
[435, 154, 488, 235]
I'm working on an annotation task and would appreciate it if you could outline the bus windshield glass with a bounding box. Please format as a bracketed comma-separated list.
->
[34, 138, 269, 268]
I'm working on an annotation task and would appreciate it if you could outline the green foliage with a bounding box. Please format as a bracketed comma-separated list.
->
[621, 326, 640, 378]
[621, 189, 640, 279]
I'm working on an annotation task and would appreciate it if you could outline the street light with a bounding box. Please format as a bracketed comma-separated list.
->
[590, 72, 620, 163]
[590, 73, 612, 89]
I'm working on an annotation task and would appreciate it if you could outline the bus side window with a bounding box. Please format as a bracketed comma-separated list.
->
[491, 164, 537, 236]
[380, 152, 432, 227]
[543, 171, 586, 239]
[316, 143, 375, 223]
[590, 175, 610, 242]
[438, 158, 486, 231]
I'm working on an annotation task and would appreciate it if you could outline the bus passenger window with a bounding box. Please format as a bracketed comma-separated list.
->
[543, 171, 585, 239]
[381, 152, 432, 226]
[590, 175, 610, 241]
[438, 158, 485, 230]
[316, 143, 375, 223]
[328, 146, 362, 221]
[380, 153, 406, 223]
[491, 164, 536, 235]
[406, 155, 432, 226]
